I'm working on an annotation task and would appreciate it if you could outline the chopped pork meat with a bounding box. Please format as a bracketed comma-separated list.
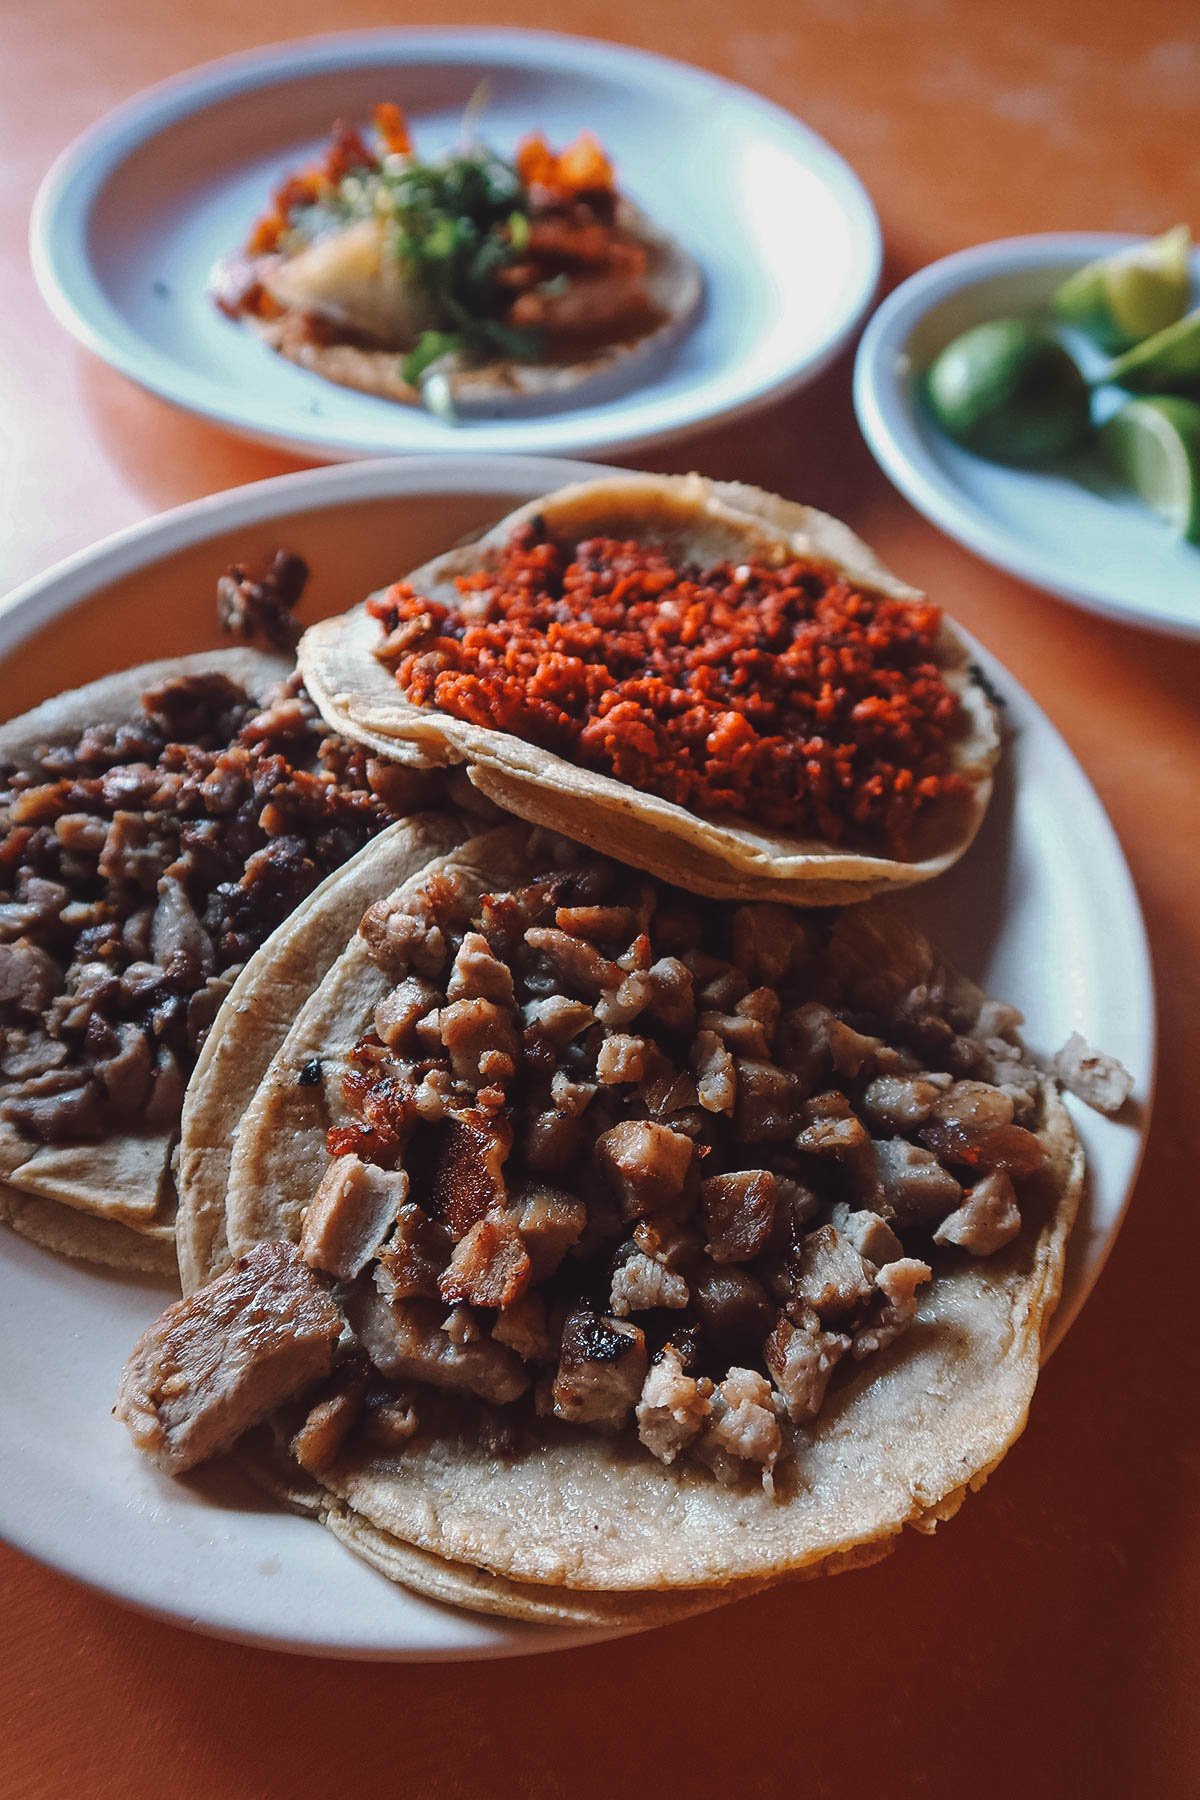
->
[692, 1029, 736, 1114]
[873, 1137, 963, 1225]
[438, 1208, 531, 1308]
[508, 1181, 587, 1279]
[1050, 1032, 1133, 1115]
[301, 1154, 408, 1282]
[594, 1119, 693, 1218]
[696, 1367, 781, 1486]
[701, 1169, 776, 1263]
[551, 1306, 648, 1430]
[349, 1286, 528, 1404]
[377, 1203, 453, 1300]
[852, 1258, 932, 1359]
[933, 1171, 1022, 1254]
[610, 1248, 689, 1316]
[116, 1241, 343, 1474]
[788, 1224, 876, 1323]
[765, 1309, 850, 1422]
[831, 1204, 905, 1268]
[636, 1345, 712, 1463]
[289, 1367, 366, 1474]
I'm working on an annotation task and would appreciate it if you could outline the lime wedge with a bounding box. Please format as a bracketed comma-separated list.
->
[926, 319, 1092, 463]
[1054, 226, 1192, 352]
[1100, 395, 1200, 541]
[1104, 307, 1200, 394]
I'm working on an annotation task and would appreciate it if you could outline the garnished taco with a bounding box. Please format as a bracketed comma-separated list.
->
[213, 107, 701, 416]
[0, 644, 445, 1272]
[298, 475, 1001, 903]
[118, 823, 1086, 1616]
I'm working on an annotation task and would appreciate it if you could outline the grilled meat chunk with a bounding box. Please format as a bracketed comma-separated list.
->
[301, 1154, 408, 1282]
[116, 1241, 343, 1474]
[551, 1306, 648, 1430]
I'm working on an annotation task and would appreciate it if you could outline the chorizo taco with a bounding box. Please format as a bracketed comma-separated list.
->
[213, 108, 701, 417]
[0, 648, 448, 1273]
[119, 822, 1083, 1618]
[298, 474, 1001, 905]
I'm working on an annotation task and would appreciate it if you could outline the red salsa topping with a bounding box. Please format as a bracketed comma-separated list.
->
[368, 525, 970, 857]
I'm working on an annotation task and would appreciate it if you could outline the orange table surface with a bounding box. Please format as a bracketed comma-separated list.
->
[2, 2, 1198, 1796]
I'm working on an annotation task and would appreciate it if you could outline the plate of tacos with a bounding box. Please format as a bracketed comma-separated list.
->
[30, 30, 881, 460]
[0, 456, 1152, 1658]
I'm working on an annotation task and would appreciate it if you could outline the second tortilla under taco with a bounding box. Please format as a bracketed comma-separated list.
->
[299, 473, 1001, 906]
[119, 821, 1083, 1615]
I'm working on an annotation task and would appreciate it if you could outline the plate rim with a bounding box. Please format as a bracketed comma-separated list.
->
[852, 230, 1200, 642]
[0, 452, 1155, 1656]
[29, 25, 883, 461]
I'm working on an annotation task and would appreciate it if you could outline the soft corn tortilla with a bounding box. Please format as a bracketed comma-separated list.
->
[0, 650, 289, 1274]
[188, 823, 1082, 1608]
[236, 201, 702, 415]
[175, 811, 470, 1291]
[299, 475, 1001, 906]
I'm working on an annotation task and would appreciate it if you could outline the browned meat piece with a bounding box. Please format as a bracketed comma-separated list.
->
[594, 1119, 694, 1218]
[697, 1007, 771, 1058]
[826, 907, 935, 1013]
[795, 1092, 871, 1158]
[826, 1016, 884, 1078]
[522, 994, 594, 1050]
[692, 1028, 736, 1114]
[116, 1241, 344, 1475]
[789, 1224, 876, 1322]
[873, 1137, 962, 1225]
[690, 1263, 772, 1352]
[523, 1105, 583, 1175]
[696, 1367, 782, 1486]
[765, 1309, 851, 1421]
[93, 1021, 153, 1120]
[446, 931, 515, 1005]
[374, 975, 441, 1052]
[594, 966, 652, 1028]
[596, 1032, 660, 1085]
[830, 1203, 905, 1267]
[301, 1154, 409, 1281]
[0, 1029, 66, 1080]
[734, 1059, 805, 1142]
[859, 1073, 949, 1133]
[524, 925, 620, 996]
[934, 1171, 1022, 1254]
[551, 1307, 648, 1430]
[640, 1068, 700, 1119]
[349, 1287, 529, 1403]
[553, 903, 637, 941]
[360, 881, 462, 978]
[691, 957, 749, 1012]
[0, 940, 59, 1013]
[438, 1208, 532, 1308]
[731, 904, 811, 985]
[919, 1080, 1046, 1177]
[439, 997, 520, 1086]
[1051, 1032, 1133, 1115]
[492, 1293, 553, 1362]
[2, 1069, 103, 1140]
[509, 1180, 587, 1279]
[377, 1203, 453, 1299]
[610, 1247, 689, 1316]
[701, 1169, 777, 1263]
[289, 1365, 366, 1474]
[852, 1257, 931, 1359]
[429, 1110, 512, 1235]
[636, 1345, 712, 1464]
[974, 996, 1025, 1038]
[775, 1000, 833, 1084]
[150, 876, 214, 983]
[642, 956, 695, 1032]
[216, 549, 307, 650]
[360, 1387, 420, 1448]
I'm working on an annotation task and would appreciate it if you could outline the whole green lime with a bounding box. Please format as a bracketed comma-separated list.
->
[926, 319, 1092, 462]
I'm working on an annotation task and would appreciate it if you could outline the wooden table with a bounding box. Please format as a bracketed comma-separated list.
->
[3, 2, 1198, 1795]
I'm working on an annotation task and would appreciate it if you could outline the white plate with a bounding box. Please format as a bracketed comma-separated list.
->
[853, 234, 1200, 639]
[30, 28, 881, 462]
[0, 455, 1153, 1660]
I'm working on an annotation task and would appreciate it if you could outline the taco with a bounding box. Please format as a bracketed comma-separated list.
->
[213, 108, 701, 417]
[299, 474, 1001, 906]
[118, 822, 1083, 1617]
[0, 649, 442, 1273]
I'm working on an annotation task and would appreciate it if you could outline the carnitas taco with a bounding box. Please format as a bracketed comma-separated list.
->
[118, 822, 1086, 1617]
[0, 645, 449, 1273]
[299, 475, 1001, 905]
[213, 106, 701, 417]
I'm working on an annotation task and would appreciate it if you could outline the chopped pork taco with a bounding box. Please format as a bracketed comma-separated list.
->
[0, 648, 444, 1273]
[298, 474, 1001, 905]
[118, 822, 1086, 1617]
[213, 107, 701, 417]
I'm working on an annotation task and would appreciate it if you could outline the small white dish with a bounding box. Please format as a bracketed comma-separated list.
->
[0, 455, 1153, 1659]
[30, 28, 881, 462]
[853, 233, 1200, 640]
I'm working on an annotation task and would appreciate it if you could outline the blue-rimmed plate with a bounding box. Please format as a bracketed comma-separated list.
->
[31, 28, 881, 462]
[854, 233, 1200, 640]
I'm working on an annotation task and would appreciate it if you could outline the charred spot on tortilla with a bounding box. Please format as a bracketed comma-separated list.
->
[212, 106, 701, 416]
[298, 1058, 323, 1088]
